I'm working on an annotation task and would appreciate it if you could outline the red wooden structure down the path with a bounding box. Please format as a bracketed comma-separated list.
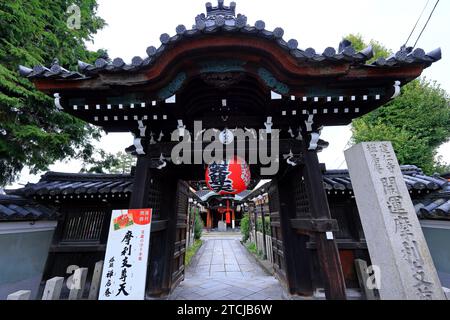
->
[216, 200, 234, 225]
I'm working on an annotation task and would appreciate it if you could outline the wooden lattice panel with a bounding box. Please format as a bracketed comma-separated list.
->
[170, 180, 189, 291]
[268, 183, 287, 283]
[61, 209, 106, 242]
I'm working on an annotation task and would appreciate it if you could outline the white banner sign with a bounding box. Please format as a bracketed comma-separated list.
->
[99, 209, 152, 300]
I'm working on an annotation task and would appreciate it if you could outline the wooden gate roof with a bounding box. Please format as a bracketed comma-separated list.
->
[16, 1, 443, 166]
[19, 1, 441, 87]
[18, 1, 442, 134]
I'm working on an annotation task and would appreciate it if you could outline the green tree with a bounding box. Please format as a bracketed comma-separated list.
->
[107, 152, 135, 174]
[344, 33, 392, 63]
[346, 34, 450, 174]
[0, 0, 106, 186]
[81, 151, 135, 174]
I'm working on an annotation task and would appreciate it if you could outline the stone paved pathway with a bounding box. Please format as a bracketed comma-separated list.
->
[169, 233, 284, 300]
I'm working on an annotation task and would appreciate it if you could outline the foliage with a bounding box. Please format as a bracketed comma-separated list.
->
[80, 151, 135, 174]
[245, 241, 264, 259]
[256, 216, 271, 236]
[185, 239, 202, 267]
[0, 0, 107, 186]
[343, 33, 391, 63]
[194, 210, 204, 240]
[346, 34, 450, 174]
[246, 242, 257, 255]
[240, 213, 250, 242]
[107, 152, 135, 174]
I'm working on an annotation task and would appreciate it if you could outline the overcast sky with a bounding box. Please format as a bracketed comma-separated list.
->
[8, 0, 450, 188]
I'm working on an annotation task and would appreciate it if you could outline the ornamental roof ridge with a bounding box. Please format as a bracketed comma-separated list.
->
[18, 0, 442, 81]
[40, 171, 134, 182]
[206, 0, 236, 18]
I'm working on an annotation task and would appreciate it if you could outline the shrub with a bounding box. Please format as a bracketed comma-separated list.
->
[240, 213, 250, 242]
[194, 211, 204, 240]
[256, 216, 271, 236]
[246, 242, 257, 254]
[185, 239, 203, 266]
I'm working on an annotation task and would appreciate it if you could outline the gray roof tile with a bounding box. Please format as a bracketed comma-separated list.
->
[0, 195, 57, 221]
[18, 1, 441, 81]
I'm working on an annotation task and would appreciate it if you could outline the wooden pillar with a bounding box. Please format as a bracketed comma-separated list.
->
[160, 175, 179, 296]
[206, 209, 212, 230]
[273, 175, 314, 296]
[161, 179, 189, 293]
[247, 205, 253, 242]
[302, 149, 347, 300]
[260, 202, 268, 259]
[129, 155, 153, 208]
[128, 156, 183, 298]
[186, 205, 191, 247]
[253, 205, 258, 251]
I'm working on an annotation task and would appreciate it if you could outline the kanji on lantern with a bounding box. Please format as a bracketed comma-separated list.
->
[205, 156, 251, 195]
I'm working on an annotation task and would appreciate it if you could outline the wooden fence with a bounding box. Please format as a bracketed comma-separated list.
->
[6, 260, 103, 300]
[249, 231, 273, 265]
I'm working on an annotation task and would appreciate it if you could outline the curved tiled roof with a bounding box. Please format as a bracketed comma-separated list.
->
[8, 172, 134, 200]
[323, 165, 447, 193]
[0, 194, 57, 221]
[240, 165, 450, 218]
[6, 164, 448, 220]
[18, 1, 441, 80]
[9, 165, 448, 211]
[414, 183, 450, 219]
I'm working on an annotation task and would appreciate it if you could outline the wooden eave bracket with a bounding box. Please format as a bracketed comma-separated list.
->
[290, 218, 339, 233]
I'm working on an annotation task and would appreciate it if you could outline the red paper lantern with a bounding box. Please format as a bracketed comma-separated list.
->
[205, 156, 251, 195]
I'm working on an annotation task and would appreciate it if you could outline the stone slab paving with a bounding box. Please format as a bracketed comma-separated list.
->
[169, 233, 284, 300]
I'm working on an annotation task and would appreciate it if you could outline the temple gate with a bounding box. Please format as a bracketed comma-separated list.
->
[20, 1, 441, 300]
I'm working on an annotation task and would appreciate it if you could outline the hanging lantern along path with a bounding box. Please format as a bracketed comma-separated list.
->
[205, 156, 251, 195]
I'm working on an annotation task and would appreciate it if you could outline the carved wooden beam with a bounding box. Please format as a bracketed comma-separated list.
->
[290, 218, 339, 233]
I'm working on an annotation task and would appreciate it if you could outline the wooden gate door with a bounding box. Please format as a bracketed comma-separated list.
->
[146, 176, 189, 297]
[167, 180, 189, 292]
[268, 177, 314, 296]
[129, 157, 189, 297]
[267, 183, 287, 286]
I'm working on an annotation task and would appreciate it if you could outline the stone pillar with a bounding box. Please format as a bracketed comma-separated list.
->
[345, 142, 446, 300]
[443, 287, 450, 300]
[7, 290, 31, 300]
[42, 277, 64, 300]
[218, 221, 227, 232]
[354, 259, 377, 300]
[68, 268, 88, 300]
[88, 260, 104, 300]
